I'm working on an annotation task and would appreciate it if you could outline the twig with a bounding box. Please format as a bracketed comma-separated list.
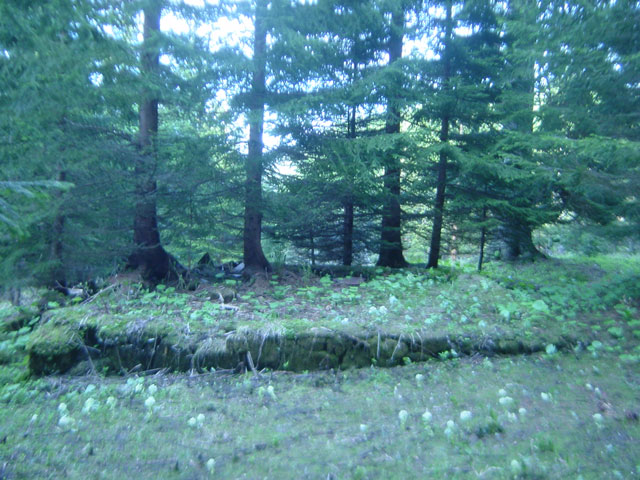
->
[246, 351, 261, 378]
[82, 284, 117, 305]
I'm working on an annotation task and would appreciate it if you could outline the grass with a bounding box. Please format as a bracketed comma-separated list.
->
[0, 352, 639, 479]
[0, 254, 639, 478]
[19, 255, 640, 374]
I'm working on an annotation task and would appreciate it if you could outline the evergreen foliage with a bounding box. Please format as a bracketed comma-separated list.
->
[0, 0, 637, 287]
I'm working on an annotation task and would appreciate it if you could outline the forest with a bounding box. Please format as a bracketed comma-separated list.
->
[1, 0, 638, 285]
[1, 0, 639, 479]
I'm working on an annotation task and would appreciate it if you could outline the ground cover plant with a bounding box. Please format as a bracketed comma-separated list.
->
[19, 255, 640, 375]
[0, 348, 639, 479]
[0, 255, 639, 478]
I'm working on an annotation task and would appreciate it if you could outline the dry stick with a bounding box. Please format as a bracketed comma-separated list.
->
[81, 284, 117, 305]
[246, 351, 261, 378]
[390, 334, 404, 363]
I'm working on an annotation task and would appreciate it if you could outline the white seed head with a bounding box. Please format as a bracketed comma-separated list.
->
[145, 396, 156, 409]
[148, 384, 158, 395]
[398, 410, 409, 426]
[58, 415, 74, 428]
[205, 458, 216, 472]
[499, 396, 514, 406]
[188, 417, 197, 427]
[459, 410, 472, 422]
[422, 409, 433, 423]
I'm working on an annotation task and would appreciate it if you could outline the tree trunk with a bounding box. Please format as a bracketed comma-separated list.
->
[427, 0, 453, 269]
[128, 0, 175, 282]
[243, 0, 270, 274]
[501, 221, 542, 261]
[377, 8, 408, 268]
[498, 1, 541, 262]
[342, 198, 354, 266]
[477, 205, 487, 271]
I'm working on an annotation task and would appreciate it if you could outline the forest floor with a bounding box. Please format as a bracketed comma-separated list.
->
[0, 255, 639, 478]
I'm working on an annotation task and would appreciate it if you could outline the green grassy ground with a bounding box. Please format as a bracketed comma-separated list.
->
[0, 352, 639, 479]
[0, 255, 639, 478]
[20, 255, 640, 374]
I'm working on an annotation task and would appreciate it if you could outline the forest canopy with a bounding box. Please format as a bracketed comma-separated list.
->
[1, 0, 638, 287]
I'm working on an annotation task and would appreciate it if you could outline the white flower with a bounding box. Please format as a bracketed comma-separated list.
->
[82, 397, 98, 414]
[106, 396, 117, 409]
[459, 410, 472, 422]
[58, 403, 68, 414]
[507, 412, 518, 422]
[85, 384, 96, 394]
[498, 388, 507, 397]
[518, 407, 527, 416]
[267, 385, 276, 400]
[585, 383, 593, 391]
[148, 384, 158, 395]
[58, 415, 75, 428]
[593, 413, 604, 423]
[415, 374, 425, 385]
[205, 458, 216, 473]
[197, 413, 205, 425]
[188, 417, 197, 428]
[134, 383, 144, 394]
[510, 459, 522, 475]
[145, 396, 156, 409]
[30, 414, 38, 424]
[398, 410, 409, 427]
[540, 392, 551, 402]
[444, 426, 455, 438]
[378, 306, 388, 315]
[368, 306, 378, 315]
[499, 396, 514, 407]
[360, 424, 368, 432]
[446, 419, 456, 429]
[545, 344, 557, 355]
[389, 295, 398, 305]
[422, 409, 433, 423]
[394, 385, 402, 399]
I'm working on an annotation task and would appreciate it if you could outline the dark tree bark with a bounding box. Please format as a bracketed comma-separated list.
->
[128, 0, 176, 282]
[477, 205, 487, 271]
[243, 0, 270, 274]
[377, 8, 408, 268]
[342, 198, 354, 266]
[427, 0, 453, 269]
[500, 221, 542, 261]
